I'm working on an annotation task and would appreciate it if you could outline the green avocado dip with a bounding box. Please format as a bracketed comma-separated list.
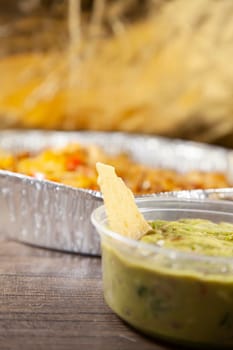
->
[142, 219, 233, 257]
[101, 219, 233, 348]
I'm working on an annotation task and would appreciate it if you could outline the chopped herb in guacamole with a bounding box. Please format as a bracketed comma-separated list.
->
[141, 219, 233, 257]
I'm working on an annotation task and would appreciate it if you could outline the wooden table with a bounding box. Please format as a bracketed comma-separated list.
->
[0, 239, 178, 350]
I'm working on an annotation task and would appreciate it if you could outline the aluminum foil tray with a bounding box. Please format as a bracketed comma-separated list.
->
[0, 130, 233, 256]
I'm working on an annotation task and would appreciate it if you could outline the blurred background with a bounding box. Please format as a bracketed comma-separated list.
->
[1, 0, 233, 148]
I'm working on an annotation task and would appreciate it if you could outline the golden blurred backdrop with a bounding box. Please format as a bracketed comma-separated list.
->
[0, 0, 233, 147]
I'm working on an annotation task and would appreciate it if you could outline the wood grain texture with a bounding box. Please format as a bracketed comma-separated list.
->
[0, 239, 177, 350]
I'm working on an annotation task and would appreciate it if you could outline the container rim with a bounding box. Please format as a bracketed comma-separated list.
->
[91, 197, 233, 264]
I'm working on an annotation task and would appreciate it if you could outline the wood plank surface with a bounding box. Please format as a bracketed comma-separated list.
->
[0, 239, 178, 350]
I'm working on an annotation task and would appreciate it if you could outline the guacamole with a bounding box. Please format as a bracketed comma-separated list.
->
[142, 219, 233, 257]
[102, 219, 233, 348]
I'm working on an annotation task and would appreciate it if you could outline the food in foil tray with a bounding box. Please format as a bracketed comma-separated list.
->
[0, 142, 230, 195]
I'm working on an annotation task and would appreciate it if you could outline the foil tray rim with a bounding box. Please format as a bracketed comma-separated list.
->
[0, 130, 233, 256]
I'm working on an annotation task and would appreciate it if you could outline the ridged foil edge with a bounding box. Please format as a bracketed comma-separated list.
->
[0, 130, 232, 255]
[0, 171, 102, 255]
[152, 188, 233, 201]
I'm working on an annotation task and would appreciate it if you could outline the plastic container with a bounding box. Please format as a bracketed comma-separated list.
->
[91, 197, 233, 348]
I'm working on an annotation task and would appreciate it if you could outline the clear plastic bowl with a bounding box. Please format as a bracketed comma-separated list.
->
[91, 197, 233, 348]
